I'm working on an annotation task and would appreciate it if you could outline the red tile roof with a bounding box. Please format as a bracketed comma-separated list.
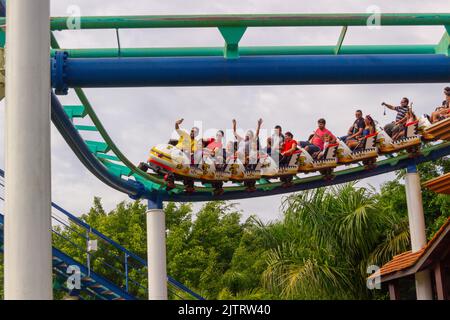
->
[369, 216, 450, 280]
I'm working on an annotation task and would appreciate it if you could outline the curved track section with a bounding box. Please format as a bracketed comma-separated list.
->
[50, 92, 450, 202]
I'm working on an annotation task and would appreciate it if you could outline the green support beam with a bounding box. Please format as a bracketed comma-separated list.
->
[334, 26, 348, 55]
[1, 13, 449, 30]
[218, 26, 246, 59]
[435, 26, 450, 56]
[51, 44, 439, 58]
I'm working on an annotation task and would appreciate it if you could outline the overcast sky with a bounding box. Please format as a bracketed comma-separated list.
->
[0, 0, 449, 222]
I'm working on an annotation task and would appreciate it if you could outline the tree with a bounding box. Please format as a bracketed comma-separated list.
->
[260, 184, 390, 299]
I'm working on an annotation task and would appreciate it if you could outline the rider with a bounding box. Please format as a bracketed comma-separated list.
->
[280, 132, 298, 166]
[310, 118, 336, 157]
[340, 109, 365, 143]
[381, 97, 410, 137]
[317, 134, 331, 159]
[232, 118, 263, 169]
[174, 118, 202, 165]
[268, 125, 285, 161]
[203, 130, 225, 167]
[431, 87, 450, 123]
[346, 115, 376, 149]
[299, 134, 320, 156]
[205, 130, 224, 156]
[392, 108, 417, 141]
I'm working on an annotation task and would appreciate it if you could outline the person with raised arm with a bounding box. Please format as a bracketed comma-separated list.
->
[174, 118, 202, 164]
[381, 97, 410, 137]
[232, 118, 263, 168]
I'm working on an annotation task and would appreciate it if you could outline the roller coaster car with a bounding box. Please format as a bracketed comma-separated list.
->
[336, 133, 378, 167]
[260, 152, 301, 187]
[148, 144, 201, 178]
[223, 158, 262, 192]
[421, 117, 450, 141]
[297, 144, 338, 176]
[377, 121, 421, 154]
[148, 144, 232, 193]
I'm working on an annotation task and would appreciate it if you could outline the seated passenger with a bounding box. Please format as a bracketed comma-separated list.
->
[205, 130, 224, 157]
[232, 118, 263, 169]
[299, 134, 320, 156]
[346, 115, 376, 150]
[340, 109, 365, 143]
[280, 132, 298, 166]
[431, 87, 450, 123]
[316, 134, 331, 159]
[174, 118, 202, 164]
[270, 125, 285, 159]
[225, 141, 238, 163]
[382, 98, 410, 137]
[266, 137, 273, 156]
[310, 118, 337, 158]
[392, 108, 417, 141]
[204, 130, 225, 167]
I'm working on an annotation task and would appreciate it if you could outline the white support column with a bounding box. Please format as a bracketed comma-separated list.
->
[147, 197, 168, 300]
[404, 165, 432, 300]
[4, 0, 52, 300]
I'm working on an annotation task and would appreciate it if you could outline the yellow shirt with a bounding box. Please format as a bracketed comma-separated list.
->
[175, 129, 199, 153]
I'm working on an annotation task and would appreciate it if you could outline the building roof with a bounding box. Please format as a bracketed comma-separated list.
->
[369, 216, 450, 282]
[423, 172, 450, 195]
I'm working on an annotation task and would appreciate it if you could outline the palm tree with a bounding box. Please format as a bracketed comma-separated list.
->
[259, 182, 410, 299]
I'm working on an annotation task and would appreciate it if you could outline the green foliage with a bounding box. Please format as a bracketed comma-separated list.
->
[260, 184, 391, 299]
[1, 159, 448, 300]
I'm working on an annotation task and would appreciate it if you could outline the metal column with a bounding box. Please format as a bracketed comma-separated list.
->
[4, 0, 52, 299]
[147, 194, 167, 300]
[405, 165, 433, 300]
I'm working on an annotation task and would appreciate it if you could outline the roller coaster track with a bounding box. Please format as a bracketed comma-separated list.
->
[0, 169, 204, 300]
[4, 19, 450, 203]
[50, 88, 450, 202]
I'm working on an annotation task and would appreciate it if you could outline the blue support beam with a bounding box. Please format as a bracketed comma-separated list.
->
[51, 53, 450, 93]
[0, 0, 5, 17]
[148, 192, 163, 210]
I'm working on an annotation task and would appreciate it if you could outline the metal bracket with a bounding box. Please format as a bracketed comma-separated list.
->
[335, 26, 348, 55]
[148, 191, 163, 210]
[406, 164, 417, 173]
[435, 26, 450, 56]
[52, 50, 69, 95]
[218, 27, 247, 59]
[115, 28, 122, 58]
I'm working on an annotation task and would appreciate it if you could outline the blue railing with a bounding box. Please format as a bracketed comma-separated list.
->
[0, 170, 204, 300]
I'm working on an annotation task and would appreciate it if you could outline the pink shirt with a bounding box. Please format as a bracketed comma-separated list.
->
[312, 128, 335, 150]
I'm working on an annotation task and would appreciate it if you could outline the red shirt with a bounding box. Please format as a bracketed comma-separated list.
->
[206, 139, 222, 152]
[312, 128, 335, 150]
[282, 139, 298, 155]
